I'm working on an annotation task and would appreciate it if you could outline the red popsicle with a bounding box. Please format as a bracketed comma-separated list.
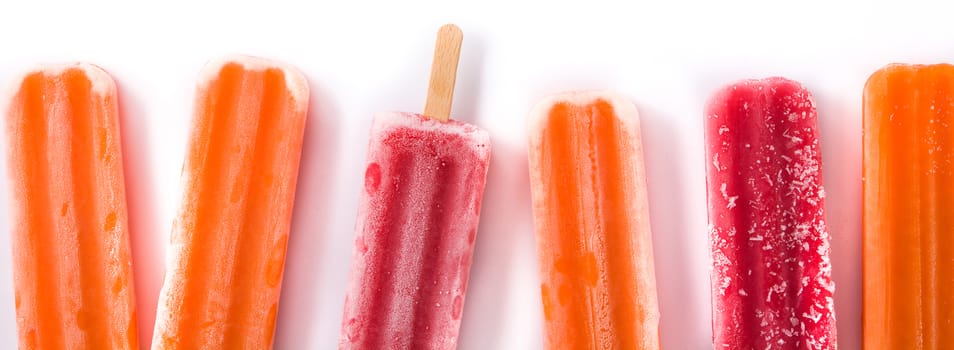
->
[339, 112, 490, 349]
[704, 77, 836, 349]
[338, 24, 492, 349]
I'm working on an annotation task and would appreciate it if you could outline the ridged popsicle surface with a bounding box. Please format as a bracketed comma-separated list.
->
[339, 112, 490, 350]
[5, 64, 139, 349]
[528, 92, 659, 350]
[864, 64, 954, 349]
[152, 57, 308, 350]
[705, 78, 836, 349]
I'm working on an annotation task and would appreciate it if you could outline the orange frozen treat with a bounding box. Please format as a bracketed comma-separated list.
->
[151, 56, 308, 349]
[527, 91, 660, 349]
[864, 64, 954, 348]
[4, 64, 138, 349]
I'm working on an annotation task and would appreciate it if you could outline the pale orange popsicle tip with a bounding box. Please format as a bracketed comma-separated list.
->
[5, 63, 116, 104]
[197, 55, 309, 112]
[528, 90, 640, 136]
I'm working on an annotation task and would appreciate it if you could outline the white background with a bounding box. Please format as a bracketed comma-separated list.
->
[1, 0, 951, 348]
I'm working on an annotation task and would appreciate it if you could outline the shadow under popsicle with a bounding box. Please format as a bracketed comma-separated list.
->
[639, 104, 711, 349]
[0, 72, 19, 346]
[457, 141, 536, 350]
[814, 92, 862, 349]
[454, 30, 541, 349]
[273, 82, 342, 348]
[117, 80, 164, 349]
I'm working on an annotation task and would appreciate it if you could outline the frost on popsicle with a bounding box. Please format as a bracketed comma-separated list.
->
[527, 91, 659, 349]
[5, 64, 139, 349]
[704, 78, 836, 350]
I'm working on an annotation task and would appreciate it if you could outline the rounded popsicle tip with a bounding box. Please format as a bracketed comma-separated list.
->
[862, 63, 954, 95]
[709, 76, 806, 95]
[3, 63, 118, 143]
[761, 76, 807, 91]
[197, 55, 310, 113]
[5, 62, 117, 103]
[863, 65, 905, 99]
[705, 77, 813, 116]
[528, 90, 640, 136]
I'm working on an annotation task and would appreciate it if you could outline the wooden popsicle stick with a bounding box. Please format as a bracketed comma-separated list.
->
[423, 24, 463, 122]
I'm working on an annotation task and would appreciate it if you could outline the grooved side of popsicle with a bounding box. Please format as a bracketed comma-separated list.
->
[528, 92, 659, 349]
[863, 64, 954, 349]
[340, 112, 490, 350]
[5, 64, 138, 349]
[705, 78, 835, 349]
[152, 57, 308, 350]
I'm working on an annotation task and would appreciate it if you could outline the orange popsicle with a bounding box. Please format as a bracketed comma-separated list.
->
[864, 64, 954, 348]
[527, 91, 660, 349]
[4, 64, 138, 349]
[151, 56, 308, 349]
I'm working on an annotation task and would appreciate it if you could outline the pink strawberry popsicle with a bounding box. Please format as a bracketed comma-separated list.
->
[339, 112, 490, 349]
[339, 24, 492, 349]
[704, 77, 836, 349]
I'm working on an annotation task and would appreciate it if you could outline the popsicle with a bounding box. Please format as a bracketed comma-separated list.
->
[4, 64, 138, 349]
[339, 24, 491, 350]
[151, 56, 308, 349]
[527, 91, 659, 349]
[704, 77, 836, 349]
[863, 64, 954, 348]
